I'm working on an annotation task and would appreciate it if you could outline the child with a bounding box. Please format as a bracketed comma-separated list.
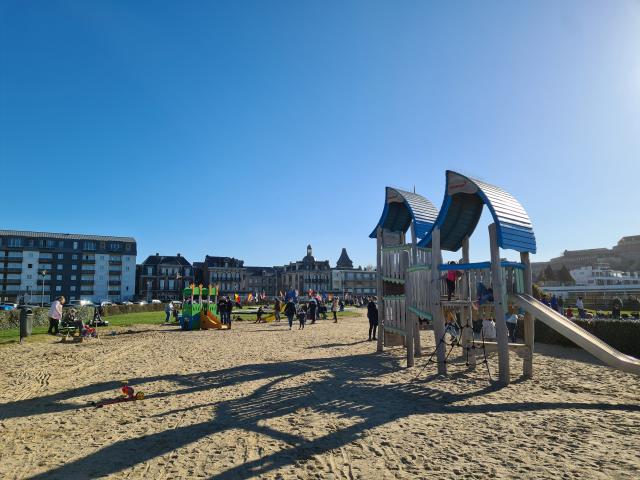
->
[255, 306, 264, 324]
[481, 317, 496, 340]
[505, 307, 518, 342]
[297, 305, 307, 330]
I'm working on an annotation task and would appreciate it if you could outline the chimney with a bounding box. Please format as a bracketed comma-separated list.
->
[177, 253, 181, 257]
[155, 252, 159, 256]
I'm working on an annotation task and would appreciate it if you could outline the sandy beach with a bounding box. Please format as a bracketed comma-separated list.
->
[0, 310, 638, 479]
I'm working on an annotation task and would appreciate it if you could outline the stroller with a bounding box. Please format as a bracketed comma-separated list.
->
[61, 309, 98, 341]
[91, 305, 109, 327]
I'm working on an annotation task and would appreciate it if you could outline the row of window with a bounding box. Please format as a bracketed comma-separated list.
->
[146, 267, 192, 276]
[1, 263, 130, 273]
[1, 238, 133, 251]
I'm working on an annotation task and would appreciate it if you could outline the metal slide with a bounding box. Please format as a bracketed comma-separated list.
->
[512, 294, 640, 375]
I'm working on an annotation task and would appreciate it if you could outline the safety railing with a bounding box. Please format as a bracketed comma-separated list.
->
[438, 261, 525, 300]
[383, 295, 407, 334]
[381, 245, 409, 282]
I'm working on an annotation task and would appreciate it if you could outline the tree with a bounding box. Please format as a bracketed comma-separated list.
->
[556, 265, 574, 284]
[544, 265, 556, 281]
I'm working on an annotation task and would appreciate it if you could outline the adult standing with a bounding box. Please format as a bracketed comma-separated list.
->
[218, 296, 228, 326]
[576, 296, 585, 319]
[274, 297, 281, 322]
[225, 296, 234, 328]
[558, 296, 564, 315]
[165, 302, 172, 323]
[308, 298, 317, 324]
[367, 298, 378, 341]
[331, 297, 339, 323]
[284, 299, 296, 330]
[47, 296, 65, 335]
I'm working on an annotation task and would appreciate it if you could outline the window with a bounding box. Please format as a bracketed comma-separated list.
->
[8, 237, 23, 247]
[46, 239, 56, 248]
[55, 286, 61, 292]
[27, 263, 33, 269]
[70, 286, 76, 292]
[108, 242, 121, 251]
[56, 275, 62, 280]
[57, 264, 63, 270]
[73, 241, 78, 250]
[159, 280, 165, 289]
[147, 267, 152, 275]
[83, 241, 96, 251]
[168, 280, 175, 289]
[26, 274, 32, 279]
[125, 243, 131, 251]
[72, 264, 78, 271]
[71, 275, 76, 280]
[57, 253, 63, 259]
[59, 240, 64, 248]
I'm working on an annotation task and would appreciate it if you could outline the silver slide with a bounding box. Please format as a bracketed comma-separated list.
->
[512, 293, 640, 375]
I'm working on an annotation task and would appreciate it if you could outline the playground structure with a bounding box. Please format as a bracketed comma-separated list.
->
[181, 284, 228, 330]
[371, 171, 640, 385]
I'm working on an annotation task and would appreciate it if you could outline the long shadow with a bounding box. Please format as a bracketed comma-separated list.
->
[22, 352, 640, 479]
[305, 340, 369, 349]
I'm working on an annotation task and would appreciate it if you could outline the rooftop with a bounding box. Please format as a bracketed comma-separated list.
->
[0, 229, 135, 243]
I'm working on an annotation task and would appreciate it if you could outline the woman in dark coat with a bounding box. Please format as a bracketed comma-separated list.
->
[367, 298, 378, 341]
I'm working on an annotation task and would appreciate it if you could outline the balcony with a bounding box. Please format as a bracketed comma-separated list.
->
[81, 259, 95, 265]
[108, 281, 121, 286]
[5, 278, 21, 285]
[109, 260, 122, 266]
[38, 257, 53, 263]
[4, 268, 22, 274]
[81, 280, 94, 285]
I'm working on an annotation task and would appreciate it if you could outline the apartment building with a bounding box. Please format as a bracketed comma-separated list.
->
[0, 230, 136, 304]
[136, 253, 193, 301]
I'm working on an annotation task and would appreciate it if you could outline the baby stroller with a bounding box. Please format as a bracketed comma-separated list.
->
[61, 309, 98, 341]
[91, 305, 109, 327]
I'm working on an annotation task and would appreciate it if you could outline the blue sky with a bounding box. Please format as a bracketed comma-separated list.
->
[1, 1, 639, 267]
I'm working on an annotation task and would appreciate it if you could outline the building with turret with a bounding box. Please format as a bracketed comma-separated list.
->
[331, 247, 377, 297]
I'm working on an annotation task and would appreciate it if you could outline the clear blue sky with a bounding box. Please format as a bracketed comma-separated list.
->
[1, 1, 638, 267]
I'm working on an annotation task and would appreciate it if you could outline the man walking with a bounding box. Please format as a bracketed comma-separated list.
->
[48, 296, 65, 335]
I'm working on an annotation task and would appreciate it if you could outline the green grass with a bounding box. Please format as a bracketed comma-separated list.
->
[0, 309, 363, 346]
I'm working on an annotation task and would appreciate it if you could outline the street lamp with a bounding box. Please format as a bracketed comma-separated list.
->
[40, 269, 47, 307]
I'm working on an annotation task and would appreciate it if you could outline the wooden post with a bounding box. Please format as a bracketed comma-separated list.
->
[431, 228, 447, 375]
[461, 236, 475, 368]
[410, 223, 421, 357]
[489, 223, 509, 385]
[376, 227, 384, 353]
[521, 252, 534, 378]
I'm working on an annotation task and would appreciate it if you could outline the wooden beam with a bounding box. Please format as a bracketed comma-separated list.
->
[520, 251, 534, 378]
[431, 228, 446, 375]
[410, 222, 421, 358]
[376, 227, 384, 353]
[489, 223, 510, 385]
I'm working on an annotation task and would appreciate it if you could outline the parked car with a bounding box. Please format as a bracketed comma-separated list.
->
[0, 303, 17, 311]
[100, 301, 114, 307]
[67, 300, 95, 308]
[134, 300, 147, 305]
[151, 299, 162, 304]
[117, 301, 133, 306]
[17, 304, 38, 311]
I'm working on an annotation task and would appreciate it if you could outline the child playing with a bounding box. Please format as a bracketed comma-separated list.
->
[297, 305, 307, 330]
[254, 306, 264, 324]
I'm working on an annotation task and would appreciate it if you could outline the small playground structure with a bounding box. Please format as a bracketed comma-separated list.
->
[371, 170, 640, 385]
[181, 284, 228, 330]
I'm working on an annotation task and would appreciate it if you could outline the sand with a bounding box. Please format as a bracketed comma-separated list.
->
[0, 311, 638, 479]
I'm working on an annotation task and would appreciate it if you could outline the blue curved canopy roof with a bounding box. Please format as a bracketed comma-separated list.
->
[418, 171, 536, 253]
[369, 187, 439, 241]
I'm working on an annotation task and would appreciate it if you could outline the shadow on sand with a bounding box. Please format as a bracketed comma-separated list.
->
[13, 352, 639, 480]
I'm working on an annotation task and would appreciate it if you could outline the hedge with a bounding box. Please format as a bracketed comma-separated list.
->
[517, 318, 640, 358]
[0, 303, 166, 330]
